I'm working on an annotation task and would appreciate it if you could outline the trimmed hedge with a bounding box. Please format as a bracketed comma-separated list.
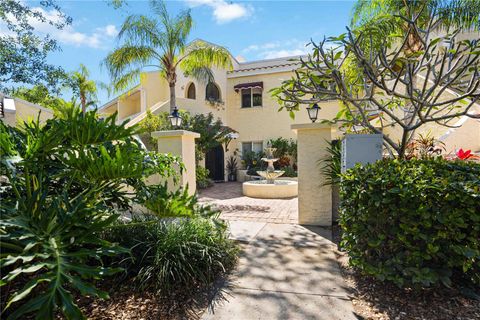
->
[339, 159, 480, 287]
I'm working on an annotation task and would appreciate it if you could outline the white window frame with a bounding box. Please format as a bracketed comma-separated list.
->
[242, 141, 263, 155]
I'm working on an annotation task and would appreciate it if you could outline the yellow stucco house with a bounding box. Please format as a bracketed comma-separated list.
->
[0, 94, 54, 127]
[98, 42, 480, 181]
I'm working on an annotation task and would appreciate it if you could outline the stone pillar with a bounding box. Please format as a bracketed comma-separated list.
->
[292, 123, 332, 226]
[151, 130, 200, 195]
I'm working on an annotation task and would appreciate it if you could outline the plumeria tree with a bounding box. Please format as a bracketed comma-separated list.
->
[104, 0, 232, 112]
[272, 5, 480, 158]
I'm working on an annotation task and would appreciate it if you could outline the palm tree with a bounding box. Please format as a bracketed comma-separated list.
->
[69, 64, 98, 113]
[104, 0, 233, 113]
[351, 0, 480, 52]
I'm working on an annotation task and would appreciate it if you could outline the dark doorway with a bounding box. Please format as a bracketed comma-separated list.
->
[205, 144, 224, 182]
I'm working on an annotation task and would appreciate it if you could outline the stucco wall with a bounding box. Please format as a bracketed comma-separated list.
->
[1, 99, 53, 126]
[226, 71, 341, 153]
[117, 91, 141, 120]
[140, 72, 169, 109]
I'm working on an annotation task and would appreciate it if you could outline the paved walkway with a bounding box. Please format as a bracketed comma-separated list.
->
[202, 221, 356, 320]
[198, 182, 297, 224]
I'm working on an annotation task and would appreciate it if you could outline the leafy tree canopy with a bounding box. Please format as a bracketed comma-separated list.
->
[0, 0, 71, 93]
[11, 84, 67, 110]
[272, 4, 480, 158]
[138, 110, 235, 161]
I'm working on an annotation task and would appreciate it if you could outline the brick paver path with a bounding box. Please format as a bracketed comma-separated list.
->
[198, 182, 298, 224]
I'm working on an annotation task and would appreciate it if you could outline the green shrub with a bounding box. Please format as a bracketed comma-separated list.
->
[196, 166, 213, 189]
[104, 216, 239, 294]
[0, 107, 178, 319]
[340, 158, 480, 288]
[140, 183, 219, 218]
[242, 151, 266, 175]
[282, 166, 297, 177]
[268, 137, 297, 162]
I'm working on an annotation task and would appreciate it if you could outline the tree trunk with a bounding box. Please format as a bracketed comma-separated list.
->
[80, 94, 86, 114]
[169, 82, 176, 113]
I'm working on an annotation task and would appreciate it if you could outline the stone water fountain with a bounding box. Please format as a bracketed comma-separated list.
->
[242, 147, 298, 199]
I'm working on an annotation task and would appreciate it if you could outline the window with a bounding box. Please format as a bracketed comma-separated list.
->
[186, 83, 196, 99]
[242, 141, 263, 155]
[205, 82, 220, 101]
[241, 87, 262, 108]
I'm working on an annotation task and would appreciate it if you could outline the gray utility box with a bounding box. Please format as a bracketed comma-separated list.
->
[341, 134, 383, 173]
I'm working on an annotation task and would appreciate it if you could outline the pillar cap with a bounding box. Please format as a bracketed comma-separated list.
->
[151, 130, 200, 139]
[291, 122, 330, 133]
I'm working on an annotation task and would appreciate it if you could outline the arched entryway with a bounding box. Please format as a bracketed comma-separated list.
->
[205, 145, 224, 182]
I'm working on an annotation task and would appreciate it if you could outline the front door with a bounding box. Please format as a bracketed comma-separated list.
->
[205, 145, 225, 182]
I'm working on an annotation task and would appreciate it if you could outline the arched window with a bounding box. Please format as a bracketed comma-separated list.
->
[205, 82, 220, 101]
[186, 83, 196, 99]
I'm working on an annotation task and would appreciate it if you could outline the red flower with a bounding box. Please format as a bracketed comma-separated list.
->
[456, 148, 472, 160]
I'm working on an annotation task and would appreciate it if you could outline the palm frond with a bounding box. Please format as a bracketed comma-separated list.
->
[435, 0, 480, 31]
[104, 45, 160, 92]
[179, 41, 233, 82]
[182, 66, 214, 83]
[118, 14, 164, 48]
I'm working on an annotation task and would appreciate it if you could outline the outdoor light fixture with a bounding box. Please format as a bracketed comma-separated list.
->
[168, 106, 182, 128]
[307, 103, 320, 123]
[224, 132, 239, 152]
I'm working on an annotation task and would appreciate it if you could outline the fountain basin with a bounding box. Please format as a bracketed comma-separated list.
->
[242, 180, 298, 199]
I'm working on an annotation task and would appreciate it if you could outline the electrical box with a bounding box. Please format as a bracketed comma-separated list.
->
[341, 134, 383, 173]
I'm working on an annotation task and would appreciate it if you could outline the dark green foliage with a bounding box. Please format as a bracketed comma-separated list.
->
[196, 166, 213, 189]
[0, 0, 70, 92]
[242, 151, 266, 176]
[11, 85, 66, 110]
[319, 139, 341, 186]
[137, 111, 235, 162]
[137, 110, 170, 150]
[226, 154, 239, 181]
[340, 159, 480, 288]
[184, 113, 235, 161]
[140, 183, 218, 218]
[268, 137, 297, 162]
[0, 107, 178, 319]
[282, 166, 298, 177]
[103, 216, 239, 294]
[226, 155, 238, 175]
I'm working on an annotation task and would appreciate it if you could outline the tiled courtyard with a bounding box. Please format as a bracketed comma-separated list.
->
[198, 182, 298, 224]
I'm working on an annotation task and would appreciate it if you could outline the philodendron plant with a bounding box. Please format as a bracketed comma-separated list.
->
[0, 105, 178, 319]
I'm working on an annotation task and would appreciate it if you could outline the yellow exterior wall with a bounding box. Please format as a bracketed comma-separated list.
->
[226, 71, 341, 153]
[117, 91, 141, 120]
[151, 130, 200, 195]
[1, 99, 53, 126]
[141, 72, 169, 109]
[440, 117, 480, 153]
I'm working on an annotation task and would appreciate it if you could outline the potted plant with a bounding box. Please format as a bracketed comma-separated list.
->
[226, 155, 238, 181]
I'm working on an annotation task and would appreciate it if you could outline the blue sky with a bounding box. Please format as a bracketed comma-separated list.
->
[40, 1, 355, 104]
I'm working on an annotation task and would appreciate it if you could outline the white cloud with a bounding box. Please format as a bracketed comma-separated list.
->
[262, 49, 307, 59]
[0, 6, 118, 49]
[242, 39, 310, 59]
[97, 25, 118, 38]
[186, 0, 252, 24]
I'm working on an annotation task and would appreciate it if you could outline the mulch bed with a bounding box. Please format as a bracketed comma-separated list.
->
[75, 275, 232, 320]
[332, 225, 480, 320]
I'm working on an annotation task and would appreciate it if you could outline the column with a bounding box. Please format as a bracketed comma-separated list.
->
[292, 123, 332, 226]
[151, 130, 200, 195]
